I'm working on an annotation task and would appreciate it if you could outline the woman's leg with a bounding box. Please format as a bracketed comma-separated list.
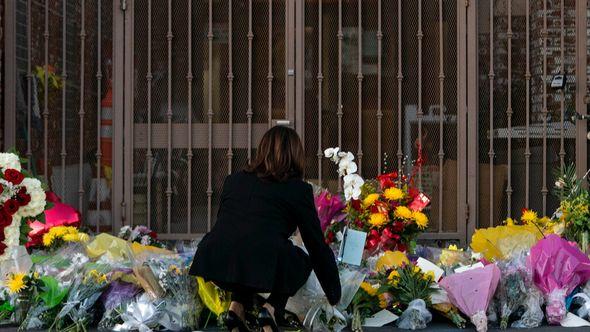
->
[230, 289, 254, 320]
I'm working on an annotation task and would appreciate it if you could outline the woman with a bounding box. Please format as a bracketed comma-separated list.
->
[190, 126, 341, 332]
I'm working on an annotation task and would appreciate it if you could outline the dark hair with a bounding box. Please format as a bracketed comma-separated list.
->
[245, 126, 305, 182]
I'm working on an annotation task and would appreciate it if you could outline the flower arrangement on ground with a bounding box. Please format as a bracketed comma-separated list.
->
[118, 225, 165, 248]
[322, 148, 430, 255]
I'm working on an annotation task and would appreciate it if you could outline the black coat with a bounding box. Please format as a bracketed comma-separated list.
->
[189, 171, 341, 305]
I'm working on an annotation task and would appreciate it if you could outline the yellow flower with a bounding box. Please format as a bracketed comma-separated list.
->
[412, 211, 429, 229]
[423, 271, 435, 282]
[5, 273, 26, 294]
[384, 187, 405, 201]
[369, 213, 388, 228]
[360, 282, 378, 296]
[363, 193, 380, 207]
[62, 233, 80, 242]
[521, 210, 538, 224]
[447, 244, 462, 251]
[394, 206, 413, 219]
[413, 266, 422, 274]
[42, 233, 56, 247]
[505, 217, 515, 226]
[78, 233, 90, 243]
[387, 270, 400, 280]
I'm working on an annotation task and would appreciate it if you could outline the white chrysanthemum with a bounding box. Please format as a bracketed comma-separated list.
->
[0, 153, 22, 171]
[0, 215, 22, 262]
[16, 178, 46, 218]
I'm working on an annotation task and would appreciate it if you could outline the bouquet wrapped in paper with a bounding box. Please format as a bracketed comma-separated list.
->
[494, 255, 528, 329]
[528, 234, 590, 324]
[397, 299, 432, 330]
[470, 224, 542, 262]
[430, 287, 467, 328]
[440, 264, 501, 332]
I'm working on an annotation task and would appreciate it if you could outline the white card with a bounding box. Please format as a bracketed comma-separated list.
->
[363, 309, 399, 327]
[338, 228, 367, 266]
[454, 262, 484, 274]
[561, 313, 590, 327]
[416, 257, 445, 282]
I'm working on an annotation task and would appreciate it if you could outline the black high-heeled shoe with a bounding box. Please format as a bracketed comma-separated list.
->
[258, 307, 279, 332]
[224, 310, 250, 332]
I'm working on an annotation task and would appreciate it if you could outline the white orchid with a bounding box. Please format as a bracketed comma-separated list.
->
[344, 185, 362, 201]
[324, 147, 341, 163]
[343, 173, 364, 200]
[338, 159, 358, 177]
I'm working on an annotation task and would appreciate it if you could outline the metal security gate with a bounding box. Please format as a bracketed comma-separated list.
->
[3, 0, 590, 244]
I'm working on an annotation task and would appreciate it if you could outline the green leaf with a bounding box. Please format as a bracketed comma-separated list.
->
[19, 221, 32, 245]
[39, 276, 68, 309]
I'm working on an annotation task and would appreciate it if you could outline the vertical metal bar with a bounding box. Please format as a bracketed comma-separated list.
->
[356, 0, 363, 173]
[227, 0, 234, 175]
[295, 0, 304, 139]
[559, 0, 565, 171]
[457, 0, 469, 244]
[542, 0, 548, 214]
[61, 0, 68, 198]
[417, 0, 423, 189]
[247, 0, 253, 162]
[337, 0, 343, 191]
[187, 0, 193, 233]
[506, 0, 513, 217]
[95, 0, 102, 233]
[466, 0, 479, 243]
[575, 0, 588, 180]
[44, 0, 49, 181]
[3, 1, 17, 149]
[26, 0, 32, 169]
[78, 0, 86, 212]
[377, 0, 382, 174]
[317, 0, 323, 185]
[397, 0, 403, 172]
[207, 0, 214, 230]
[166, 0, 173, 234]
[488, 0, 495, 226]
[146, 0, 153, 229]
[267, 0, 273, 129]
[525, 0, 531, 207]
[437, 0, 445, 232]
[337, 0, 343, 150]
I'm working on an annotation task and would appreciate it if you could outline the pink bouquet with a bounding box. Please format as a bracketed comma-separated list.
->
[528, 234, 590, 324]
[439, 264, 501, 332]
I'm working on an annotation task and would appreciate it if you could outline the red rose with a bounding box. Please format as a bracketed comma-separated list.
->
[0, 212, 11, 228]
[397, 243, 407, 252]
[16, 188, 31, 206]
[4, 169, 24, 185]
[350, 199, 362, 211]
[0, 184, 3, 194]
[392, 221, 405, 233]
[0, 242, 6, 255]
[3, 199, 20, 216]
[148, 231, 158, 239]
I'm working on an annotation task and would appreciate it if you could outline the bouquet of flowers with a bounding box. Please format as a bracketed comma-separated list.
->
[315, 189, 346, 236]
[0, 152, 47, 263]
[26, 192, 80, 251]
[430, 288, 467, 328]
[39, 226, 89, 251]
[51, 266, 110, 331]
[528, 234, 590, 324]
[348, 281, 382, 331]
[495, 256, 528, 329]
[20, 275, 69, 330]
[4, 271, 41, 324]
[323, 148, 430, 254]
[118, 226, 165, 248]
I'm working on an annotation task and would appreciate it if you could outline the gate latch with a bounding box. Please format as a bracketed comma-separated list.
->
[120, 0, 127, 11]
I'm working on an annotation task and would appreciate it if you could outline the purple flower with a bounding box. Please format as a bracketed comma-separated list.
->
[101, 280, 141, 310]
[315, 190, 346, 232]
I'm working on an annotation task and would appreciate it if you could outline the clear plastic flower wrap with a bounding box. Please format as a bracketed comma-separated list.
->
[32, 243, 89, 287]
[287, 267, 366, 331]
[572, 292, 590, 320]
[396, 299, 432, 330]
[112, 293, 164, 332]
[495, 256, 528, 329]
[510, 288, 544, 328]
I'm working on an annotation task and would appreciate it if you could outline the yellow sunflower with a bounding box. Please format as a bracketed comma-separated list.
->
[412, 211, 429, 229]
[363, 193, 380, 207]
[394, 206, 413, 220]
[383, 187, 405, 201]
[369, 213, 388, 228]
[5, 273, 27, 294]
[521, 210, 538, 224]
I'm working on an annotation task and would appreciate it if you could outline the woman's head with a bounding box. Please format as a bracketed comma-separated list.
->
[246, 126, 305, 181]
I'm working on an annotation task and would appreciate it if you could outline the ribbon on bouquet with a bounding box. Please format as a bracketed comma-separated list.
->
[303, 300, 347, 332]
[113, 295, 162, 332]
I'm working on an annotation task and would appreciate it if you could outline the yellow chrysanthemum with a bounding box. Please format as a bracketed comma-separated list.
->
[369, 213, 388, 228]
[412, 211, 429, 229]
[413, 266, 422, 274]
[360, 282, 378, 296]
[42, 232, 56, 247]
[394, 206, 413, 219]
[383, 187, 405, 201]
[447, 244, 462, 251]
[521, 210, 538, 224]
[363, 193, 380, 207]
[62, 233, 80, 242]
[5, 273, 26, 294]
[505, 217, 515, 226]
